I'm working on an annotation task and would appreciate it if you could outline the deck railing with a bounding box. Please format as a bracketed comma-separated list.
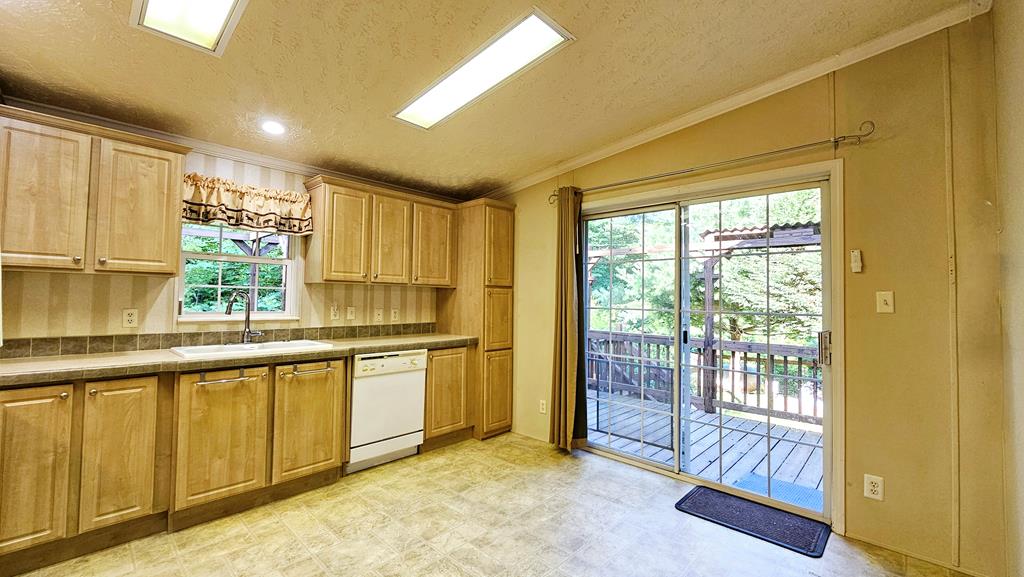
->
[586, 330, 823, 425]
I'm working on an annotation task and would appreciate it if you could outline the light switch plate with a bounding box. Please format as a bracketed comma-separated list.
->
[346, 306, 357, 320]
[374, 308, 384, 323]
[875, 291, 895, 313]
[390, 308, 400, 322]
[329, 303, 341, 321]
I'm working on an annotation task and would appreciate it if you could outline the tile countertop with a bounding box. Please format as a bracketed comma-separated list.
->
[0, 333, 477, 388]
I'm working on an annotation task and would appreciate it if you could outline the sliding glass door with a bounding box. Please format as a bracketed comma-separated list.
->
[583, 185, 830, 516]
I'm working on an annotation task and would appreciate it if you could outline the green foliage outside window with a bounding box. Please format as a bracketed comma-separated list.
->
[181, 224, 289, 314]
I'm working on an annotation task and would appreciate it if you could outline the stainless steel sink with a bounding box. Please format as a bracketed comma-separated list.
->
[170, 339, 333, 359]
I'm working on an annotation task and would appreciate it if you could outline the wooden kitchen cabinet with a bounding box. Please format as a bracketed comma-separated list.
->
[0, 107, 189, 274]
[79, 377, 157, 532]
[307, 185, 372, 283]
[175, 367, 269, 510]
[484, 288, 513, 351]
[272, 360, 345, 484]
[372, 194, 412, 284]
[0, 384, 73, 555]
[0, 117, 91, 270]
[93, 140, 182, 274]
[484, 205, 514, 287]
[412, 203, 455, 287]
[482, 350, 513, 435]
[425, 348, 468, 438]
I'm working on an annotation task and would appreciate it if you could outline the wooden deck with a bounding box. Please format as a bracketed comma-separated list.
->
[587, 392, 824, 508]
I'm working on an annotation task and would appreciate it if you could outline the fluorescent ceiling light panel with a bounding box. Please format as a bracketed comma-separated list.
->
[130, 0, 249, 55]
[396, 11, 572, 129]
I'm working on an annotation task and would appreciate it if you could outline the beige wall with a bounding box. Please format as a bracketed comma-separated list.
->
[0, 152, 436, 339]
[994, 1, 1024, 575]
[510, 19, 1005, 577]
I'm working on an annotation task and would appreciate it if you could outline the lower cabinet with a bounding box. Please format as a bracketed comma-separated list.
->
[175, 367, 269, 510]
[0, 384, 73, 554]
[272, 360, 345, 484]
[482, 350, 513, 435]
[79, 377, 157, 532]
[425, 348, 468, 438]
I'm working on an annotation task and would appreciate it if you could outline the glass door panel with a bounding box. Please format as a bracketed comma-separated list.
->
[584, 207, 677, 468]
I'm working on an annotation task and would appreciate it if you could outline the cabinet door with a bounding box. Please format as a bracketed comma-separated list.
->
[0, 118, 91, 270]
[94, 139, 182, 274]
[484, 288, 514, 351]
[372, 195, 412, 284]
[425, 348, 468, 438]
[324, 186, 372, 282]
[484, 206, 514, 287]
[0, 384, 72, 554]
[482, 350, 513, 434]
[272, 360, 344, 484]
[412, 203, 455, 287]
[79, 377, 157, 532]
[175, 368, 269, 510]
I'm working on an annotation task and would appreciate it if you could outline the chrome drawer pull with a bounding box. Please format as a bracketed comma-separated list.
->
[281, 367, 335, 378]
[195, 376, 256, 387]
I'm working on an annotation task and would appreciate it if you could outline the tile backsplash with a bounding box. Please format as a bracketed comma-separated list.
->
[0, 323, 436, 359]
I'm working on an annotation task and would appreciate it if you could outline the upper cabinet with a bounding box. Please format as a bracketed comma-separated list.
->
[93, 140, 182, 274]
[412, 203, 456, 287]
[371, 195, 412, 284]
[0, 118, 92, 270]
[304, 175, 456, 287]
[484, 205, 514, 287]
[0, 107, 189, 275]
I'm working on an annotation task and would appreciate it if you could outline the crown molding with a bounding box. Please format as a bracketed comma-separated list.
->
[1, 96, 458, 203]
[485, 0, 992, 199]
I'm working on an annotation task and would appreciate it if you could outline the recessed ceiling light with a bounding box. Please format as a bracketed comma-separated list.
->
[395, 10, 573, 129]
[260, 120, 286, 135]
[129, 0, 249, 56]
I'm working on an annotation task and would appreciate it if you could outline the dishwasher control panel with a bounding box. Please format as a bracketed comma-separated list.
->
[354, 349, 427, 377]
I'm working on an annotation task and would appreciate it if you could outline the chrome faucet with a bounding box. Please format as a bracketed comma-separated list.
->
[225, 290, 263, 344]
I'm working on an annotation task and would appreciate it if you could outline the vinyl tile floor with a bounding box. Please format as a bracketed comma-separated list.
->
[23, 434, 964, 577]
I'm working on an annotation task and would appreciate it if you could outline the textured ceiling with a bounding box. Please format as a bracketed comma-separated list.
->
[0, 0, 959, 198]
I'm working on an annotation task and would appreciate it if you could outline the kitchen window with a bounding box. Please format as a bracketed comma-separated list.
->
[178, 223, 298, 319]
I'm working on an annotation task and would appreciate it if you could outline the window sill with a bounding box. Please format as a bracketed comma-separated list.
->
[177, 314, 301, 324]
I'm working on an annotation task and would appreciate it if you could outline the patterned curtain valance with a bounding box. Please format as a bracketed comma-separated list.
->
[182, 172, 313, 236]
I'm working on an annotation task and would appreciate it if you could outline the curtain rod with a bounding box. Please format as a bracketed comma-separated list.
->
[548, 121, 875, 204]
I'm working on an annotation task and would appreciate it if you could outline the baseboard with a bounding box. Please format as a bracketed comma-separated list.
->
[168, 468, 339, 532]
[0, 513, 167, 577]
[421, 427, 475, 452]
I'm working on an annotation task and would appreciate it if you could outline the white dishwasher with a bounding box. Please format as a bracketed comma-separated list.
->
[348, 349, 427, 472]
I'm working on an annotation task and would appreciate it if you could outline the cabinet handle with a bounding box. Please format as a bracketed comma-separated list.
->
[72, 256, 82, 264]
[98, 257, 108, 265]
[280, 367, 335, 378]
[194, 376, 256, 387]
[88, 389, 98, 396]
[373, 272, 379, 279]
[59, 392, 69, 400]
[362, 272, 367, 278]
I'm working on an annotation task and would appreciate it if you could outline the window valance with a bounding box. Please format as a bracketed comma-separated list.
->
[181, 172, 313, 236]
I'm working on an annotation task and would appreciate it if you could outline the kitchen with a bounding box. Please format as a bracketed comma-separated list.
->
[0, 2, 1021, 577]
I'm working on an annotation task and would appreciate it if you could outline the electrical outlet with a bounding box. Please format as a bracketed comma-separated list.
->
[864, 474, 884, 501]
[346, 306, 357, 320]
[122, 308, 139, 328]
[374, 308, 384, 323]
[390, 308, 400, 322]
[539, 400, 547, 414]
[329, 303, 341, 321]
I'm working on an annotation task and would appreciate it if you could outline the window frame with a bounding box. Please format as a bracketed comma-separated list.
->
[176, 223, 300, 323]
